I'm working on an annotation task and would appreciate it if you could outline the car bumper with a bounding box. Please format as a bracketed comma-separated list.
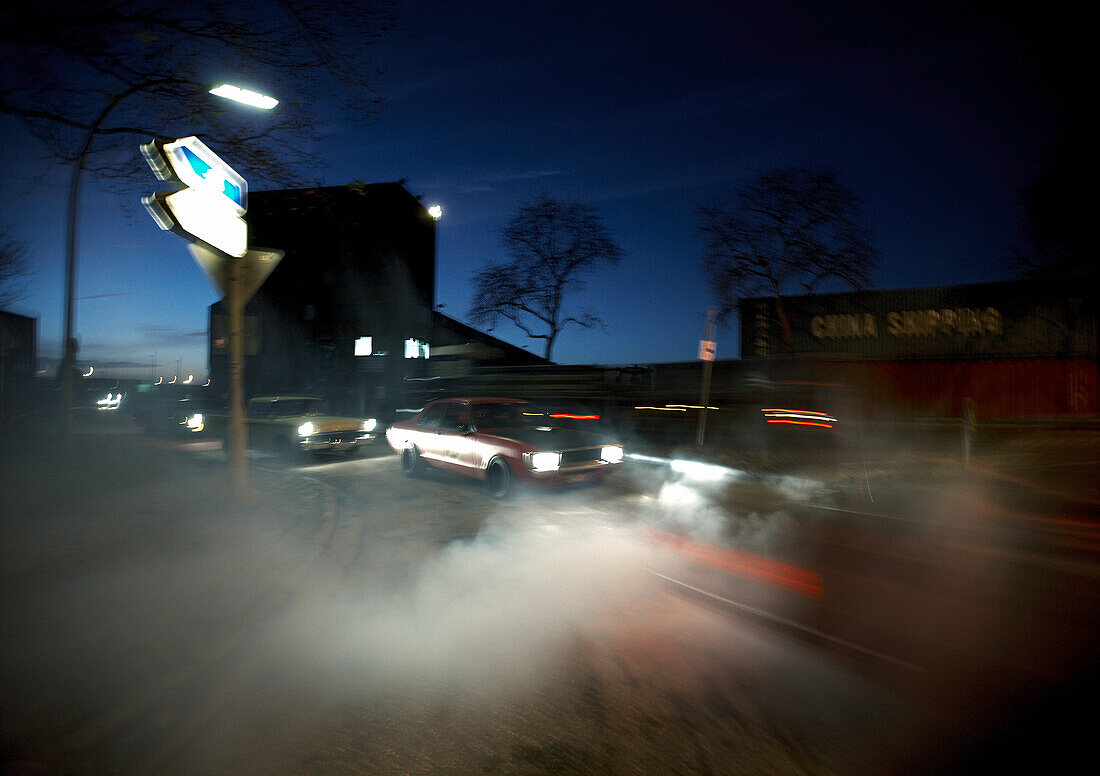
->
[298, 432, 379, 452]
[525, 460, 620, 487]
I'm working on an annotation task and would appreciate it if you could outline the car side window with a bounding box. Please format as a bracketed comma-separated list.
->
[420, 404, 447, 428]
[441, 405, 469, 432]
[473, 405, 507, 429]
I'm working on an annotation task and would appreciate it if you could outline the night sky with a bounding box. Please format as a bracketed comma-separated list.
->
[0, 1, 1071, 381]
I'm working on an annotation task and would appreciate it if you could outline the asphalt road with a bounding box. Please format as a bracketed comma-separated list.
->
[2, 426, 1097, 774]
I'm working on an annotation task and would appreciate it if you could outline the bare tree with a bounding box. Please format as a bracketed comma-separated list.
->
[0, 229, 30, 308]
[1013, 116, 1091, 280]
[698, 166, 878, 352]
[1, 0, 397, 189]
[1, 0, 397, 435]
[470, 196, 623, 361]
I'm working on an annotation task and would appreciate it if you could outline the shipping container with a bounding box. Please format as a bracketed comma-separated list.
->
[740, 278, 1098, 361]
[748, 357, 1098, 419]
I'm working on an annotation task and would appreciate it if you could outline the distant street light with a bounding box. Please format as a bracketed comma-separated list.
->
[428, 204, 443, 220]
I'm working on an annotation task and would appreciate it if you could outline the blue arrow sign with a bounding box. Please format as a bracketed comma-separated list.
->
[181, 145, 212, 179]
[223, 178, 242, 208]
[161, 137, 247, 213]
[179, 145, 244, 208]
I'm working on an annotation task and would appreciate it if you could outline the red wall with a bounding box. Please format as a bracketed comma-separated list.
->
[804, 359, 1098, 419]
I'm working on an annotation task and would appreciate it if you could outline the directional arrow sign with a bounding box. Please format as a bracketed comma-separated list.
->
[160, 138, 247, 210]
[141, 136, 248, 257]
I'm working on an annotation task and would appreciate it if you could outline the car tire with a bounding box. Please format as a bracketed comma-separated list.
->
[485, 457, 513, 499]
[401, 446, 424, 477]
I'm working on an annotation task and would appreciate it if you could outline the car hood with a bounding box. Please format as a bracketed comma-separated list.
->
[286, 415, 367, 432]
[478, 426, 615, 451]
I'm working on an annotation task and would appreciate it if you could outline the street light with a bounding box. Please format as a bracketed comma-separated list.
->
[203, 84, 276, 499]
[209, 84, 279, 110]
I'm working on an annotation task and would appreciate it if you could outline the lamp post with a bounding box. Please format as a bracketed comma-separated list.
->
[202, 85, 278, 499]
[60, 80, 275, 444]
[61, 79, 175, 443]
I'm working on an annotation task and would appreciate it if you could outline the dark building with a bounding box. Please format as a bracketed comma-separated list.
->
[738, 278, 1099, 418]
[209, 182, 546, 417]
[0, 309, 37, 425]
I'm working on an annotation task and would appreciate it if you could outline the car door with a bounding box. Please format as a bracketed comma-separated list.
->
[430, 403, 475, 474]
[410, 403, 448, 465]
[247, 400, 278, 449]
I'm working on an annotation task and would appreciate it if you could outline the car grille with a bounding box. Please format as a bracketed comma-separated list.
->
[560, 447, 604, 467]
[314, 431, 358, 444]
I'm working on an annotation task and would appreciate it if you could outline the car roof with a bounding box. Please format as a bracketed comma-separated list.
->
[249, 395, 323, 403]
[427, 397, 527, 406]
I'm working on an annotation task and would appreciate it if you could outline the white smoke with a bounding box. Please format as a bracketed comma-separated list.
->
[272, 513, 658, 697]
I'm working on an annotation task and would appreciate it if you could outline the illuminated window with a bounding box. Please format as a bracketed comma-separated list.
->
[354, 336, 373, 356]
[404, 338, 430, 359]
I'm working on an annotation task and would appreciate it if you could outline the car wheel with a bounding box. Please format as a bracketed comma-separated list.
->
[401, 446, 424, 477]
[485, 457, 513, 499]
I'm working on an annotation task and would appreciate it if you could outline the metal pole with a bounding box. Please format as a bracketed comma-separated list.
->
[695, 307, 717, 446]
[61, 81, 167, 445]
[962, 398, 977, 470]
[61, 138, 86, 446]
[228, 254, 248, 497]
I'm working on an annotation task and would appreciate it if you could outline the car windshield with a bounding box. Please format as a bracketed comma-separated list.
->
[469, 402, 542, 430]
[469, 402, 603, 430]
[267, 398, 327, 418]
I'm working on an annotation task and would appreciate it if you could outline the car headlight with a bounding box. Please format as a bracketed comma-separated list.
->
[362, 418, 377, 433]
[298, 422, 315, 437]
[601, 445, 624, 464]
[526, 452, 561, 472]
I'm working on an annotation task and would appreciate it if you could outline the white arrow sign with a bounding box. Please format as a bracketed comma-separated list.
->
[141, 136, 248, 257]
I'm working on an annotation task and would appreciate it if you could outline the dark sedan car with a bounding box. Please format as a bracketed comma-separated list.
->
[385, 397, 624, 498]
[131, 393, 218, 436]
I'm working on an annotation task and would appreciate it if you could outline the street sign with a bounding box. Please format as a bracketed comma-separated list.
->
[186, 244, 282, 305]
[140, 136, 277, 500]
[141, 136, 248, 258]
[698, 339, 716, 361]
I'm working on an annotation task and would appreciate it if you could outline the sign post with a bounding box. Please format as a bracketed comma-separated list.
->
[141, 136, 281, 498]
[696, 307, 718, 446]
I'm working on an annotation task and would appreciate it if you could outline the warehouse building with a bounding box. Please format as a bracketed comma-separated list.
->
[0, 309, 37, 426]
[208, 182, 545, 418]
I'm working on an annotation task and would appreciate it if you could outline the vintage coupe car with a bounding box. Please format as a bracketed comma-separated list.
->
[385, 397, 624, 498]
[210, 395, 379, 460]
